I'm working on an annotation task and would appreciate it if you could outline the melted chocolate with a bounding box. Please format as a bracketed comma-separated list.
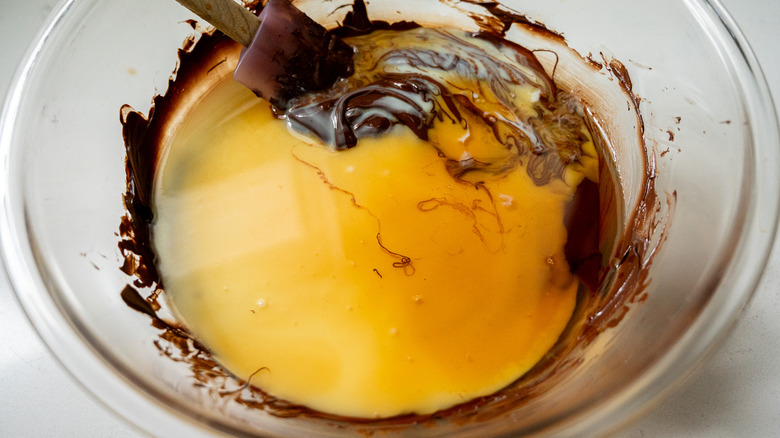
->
[117, 0, 662, 430]
[285, 29, 597, 198]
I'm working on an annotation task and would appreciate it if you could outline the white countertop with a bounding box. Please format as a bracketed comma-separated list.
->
[2, 0, 779, 436]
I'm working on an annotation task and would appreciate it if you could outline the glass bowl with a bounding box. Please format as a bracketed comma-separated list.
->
[1, 0, 778, 436]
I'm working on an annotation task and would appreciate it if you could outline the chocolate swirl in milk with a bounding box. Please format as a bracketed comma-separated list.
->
[285, 20, 589, 189]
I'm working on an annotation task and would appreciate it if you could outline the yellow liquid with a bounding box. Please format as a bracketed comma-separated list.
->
[153, 71, 595, 417]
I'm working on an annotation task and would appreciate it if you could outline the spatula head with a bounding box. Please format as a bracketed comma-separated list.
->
[233, 0, 354, 109]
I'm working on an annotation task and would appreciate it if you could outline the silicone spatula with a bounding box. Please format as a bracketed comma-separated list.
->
[174, 0, 354, 108]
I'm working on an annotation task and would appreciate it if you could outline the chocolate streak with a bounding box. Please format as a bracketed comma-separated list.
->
[288, 14, 590, 190]
[117, 0, 659, 430]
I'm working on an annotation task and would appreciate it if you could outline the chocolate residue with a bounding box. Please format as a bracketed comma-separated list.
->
[608, 59, 644, 137]
[563, 179, 602, 292]
[117, 0, 664, 432]
[585, 52, 605, 70]
[120, 285, 157, 318]
[450, 0, 565, 41]
[334, 0, 420, 36]
[118, 29, 241, 301]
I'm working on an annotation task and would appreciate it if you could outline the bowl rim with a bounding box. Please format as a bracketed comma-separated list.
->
[1, 0, 779, 436]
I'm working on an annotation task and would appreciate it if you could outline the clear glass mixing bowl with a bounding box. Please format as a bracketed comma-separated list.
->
[1, 0, 778, 436]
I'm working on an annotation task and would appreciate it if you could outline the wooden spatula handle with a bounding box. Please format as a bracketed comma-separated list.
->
[174, 0, 260, 46]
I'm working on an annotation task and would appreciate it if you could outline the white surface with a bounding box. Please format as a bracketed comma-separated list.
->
[1, 0, 779, 436]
